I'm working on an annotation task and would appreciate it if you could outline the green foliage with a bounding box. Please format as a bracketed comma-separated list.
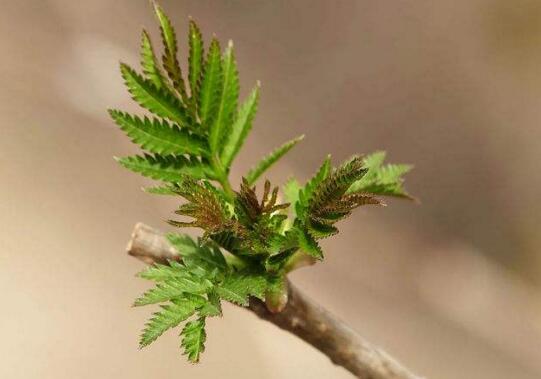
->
[109, 110, 207, 156]
[140, 299, 198, 348]
[220, 84, 260, 169]
[209, 41, 239, 153]
[347, 151, 413, 199]
[282, 178, 301, 218]
[115, 154, 211, 182]
[154, 3, 188, 102]
[215, 269, 268, 305]
[134, 233, 274, 361]
[112, 3, 414, 363]
[188, 20, 204, 104]
[245, 135, 304, 185]
[199, 38, 223, 130]
[140, 30, 167, 90]
[181, 318, 206, 363]
[120, 63, 192, 129]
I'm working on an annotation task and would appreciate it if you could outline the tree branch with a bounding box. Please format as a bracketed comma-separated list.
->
[127, 223, 424, 379]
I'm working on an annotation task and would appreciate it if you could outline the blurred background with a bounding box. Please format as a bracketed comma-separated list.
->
[1, 1, 540, 378]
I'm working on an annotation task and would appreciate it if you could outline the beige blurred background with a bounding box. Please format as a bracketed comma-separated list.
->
[1, 0, 541, 378]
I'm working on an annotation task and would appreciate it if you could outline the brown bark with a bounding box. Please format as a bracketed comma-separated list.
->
[127, 223, 424, 379]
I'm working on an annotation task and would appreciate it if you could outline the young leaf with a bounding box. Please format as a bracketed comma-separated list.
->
[347, 151, 413, 198]
[154, 3, 188, 102]
[198, 291, 222, 317]
[306, 219, 338, 239]
[283, 178, 301, 217]
[115, 5, 417, 364]
[115, 154, 212, 182]
[220, 84, 260, 168]
[198, 39, 223, 128]
[296, 227, 323, 260]
[140, 300, 197, 348]
[138, 261, 189, 282]
[134, 277, 212, 307]
[297, 156, 383, 243]
[188, 19, 204, 101]
[215, 270, 268, 306]
[143, 185, 177, 196]
[283, 178, 301, 205]
[109, 110, 208, 156]
[245, 135, 304, 185]
[167, 179, 236, 237]
[181, 317, 207, 363]
[166, 233, 228, 272]
[295, 155, 332, 219]
[140, 30, 167, 90]
[210, 41, 239, 153]
[309, 156, 369, 212]
[120, 63, 193, 129]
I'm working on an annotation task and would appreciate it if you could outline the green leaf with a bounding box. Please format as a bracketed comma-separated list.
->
[134, 277, 212, 306]
[298, 155, 331, 203]
[245, 135, 304, 185]
[120, 63, 192, 129]
[306, 219, 338, 239]
[188, 19, 204, 101]
[210, 41, 239, 154]
[296, 227, 323, 260]
[140, 30, 167, 90]
[180, 317, 206, 363]
[198, 291, 222, 317]
[154, 3, 188, 102]
[198, 38, 223, 128]
[283, 178, 301, 218]
[109, 110, 207, 156]
[138, 261, 187, 282]
[215, 270, 268, 306]
[140, 300, 197, 348]
[220, 84, 259, 168]
[166, 233, 228, 272]
[361, 151, 386, 171]
[143, 185, 177, 195]
[347, 151, 413, 198]
[115, 154, 212, 182]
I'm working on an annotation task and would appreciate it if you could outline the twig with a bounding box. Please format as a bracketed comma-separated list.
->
[127, 223, 424, 379]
